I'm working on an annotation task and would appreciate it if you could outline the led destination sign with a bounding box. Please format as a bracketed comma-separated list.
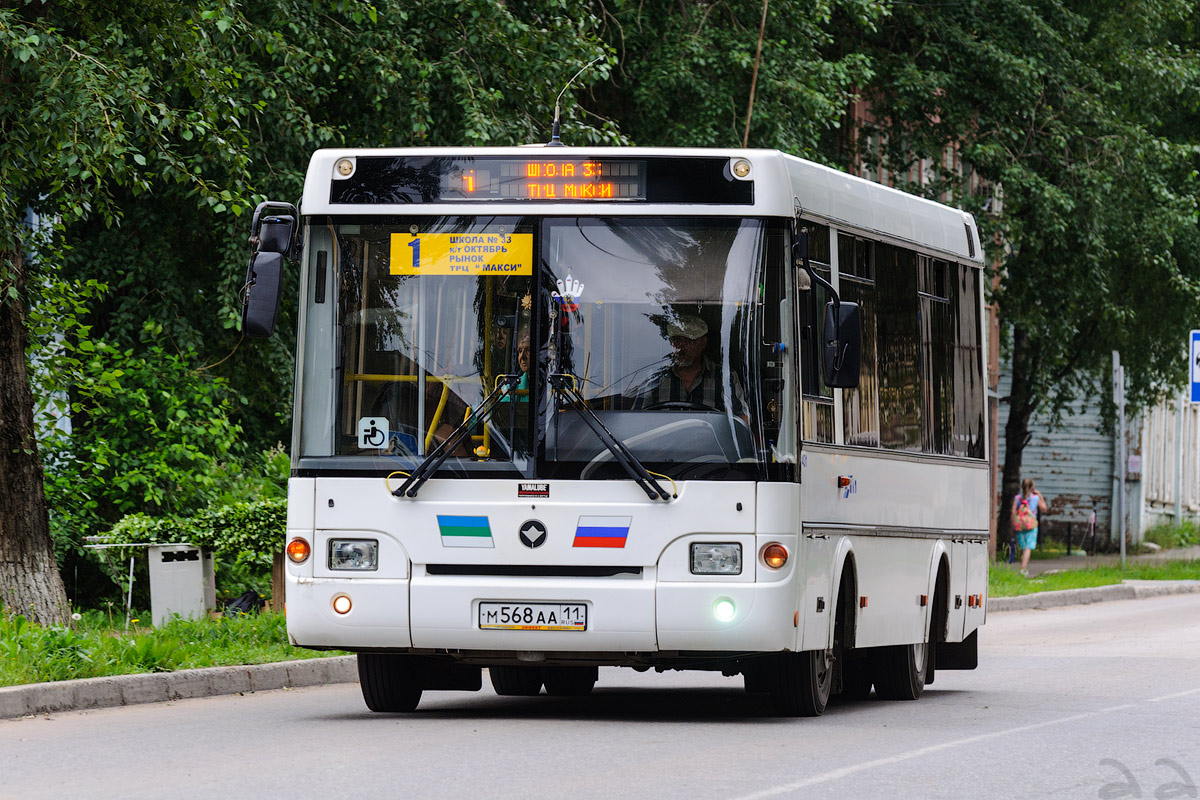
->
[446, 159, 645, 201]
[328, 156, 755, 205]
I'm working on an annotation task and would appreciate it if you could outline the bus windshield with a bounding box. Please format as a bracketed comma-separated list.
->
[302, 215, 794, 480]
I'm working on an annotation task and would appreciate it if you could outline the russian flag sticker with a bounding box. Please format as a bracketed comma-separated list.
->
[573, 516, 632, 548]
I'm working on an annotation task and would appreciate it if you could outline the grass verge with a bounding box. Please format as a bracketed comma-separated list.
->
[990, 560, 1200, 597]
[0, 610, 343, 688]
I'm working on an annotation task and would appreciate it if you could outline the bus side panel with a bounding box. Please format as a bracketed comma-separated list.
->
[965, 538, 988, 632]
[800, 449, 989, 532]
[799, 532, 837, 652]
[848, 535, 935, 649]
[947, 540, 970, 643]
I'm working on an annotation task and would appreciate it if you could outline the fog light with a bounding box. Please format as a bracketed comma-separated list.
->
[332, 594, 352, 614]
[713, 597, 736, 622]
[762, 543, 788, 569]
[286, 537, 311, 564]
[691, 543, 742, 575]
[329, 539, 378, 571]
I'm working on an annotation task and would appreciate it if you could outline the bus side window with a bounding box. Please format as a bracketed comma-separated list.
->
[798, 223, 833, 443]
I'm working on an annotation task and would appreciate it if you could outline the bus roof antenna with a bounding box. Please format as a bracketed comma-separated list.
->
[548, 55, 605, 147]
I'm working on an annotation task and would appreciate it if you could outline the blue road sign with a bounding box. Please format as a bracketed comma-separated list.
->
[1192, 330, 1200, 403]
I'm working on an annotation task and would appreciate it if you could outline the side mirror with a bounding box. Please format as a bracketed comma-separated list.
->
[242, 201, 298, 339]
[822, 301, 862, 389]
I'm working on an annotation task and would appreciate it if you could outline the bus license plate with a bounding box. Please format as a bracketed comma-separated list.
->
[478, 602, 587, 632]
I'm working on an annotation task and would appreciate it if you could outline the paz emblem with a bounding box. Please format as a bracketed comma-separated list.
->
[519, 519, 547, 549]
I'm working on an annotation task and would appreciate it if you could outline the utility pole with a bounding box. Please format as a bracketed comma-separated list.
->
[1113, 351, 1126, 569]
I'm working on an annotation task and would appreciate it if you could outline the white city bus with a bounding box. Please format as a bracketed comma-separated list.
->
[243, 147, 989, 716]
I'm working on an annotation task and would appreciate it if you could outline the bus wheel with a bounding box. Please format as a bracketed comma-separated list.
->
[542, 666, 598, 696]
[839, 652, 873, 700]
[769, 650, 831, 717]
[357, 653, 423, 712]
[489, 666, 544, 696]
[873, 642, 928, 701]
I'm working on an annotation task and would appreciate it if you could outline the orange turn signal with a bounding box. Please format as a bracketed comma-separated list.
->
[762, 543, 789, 569]
[286, 537, 311, 564]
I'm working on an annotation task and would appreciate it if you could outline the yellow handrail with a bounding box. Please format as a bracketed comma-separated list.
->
[424, 381, 452, 451]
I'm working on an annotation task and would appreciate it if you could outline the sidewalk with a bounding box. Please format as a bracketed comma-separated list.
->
[1008, 544, 1200, 578]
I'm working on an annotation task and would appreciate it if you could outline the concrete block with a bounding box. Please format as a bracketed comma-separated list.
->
[166, 669, 215, 700]
[1127, 579, 1200, 598]
[989, 583, 1135, 612]
[209, 665, 253, 695]
[248, 662, 290, 693]
[285, 656, 354, 687]
[27, 681, 79, 714]
[0, 686, 33, 718]
[72, 676, 124, 710]
[120, 674, 170, 706]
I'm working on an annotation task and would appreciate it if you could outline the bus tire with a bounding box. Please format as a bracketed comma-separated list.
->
[873, 642, 928, 701]
[839, 653, 873, 700]
[489, 666, 544, 696]
[357, 653, 423, 712]
[542, 666, 598, 696]
[769, 650, 831, 717]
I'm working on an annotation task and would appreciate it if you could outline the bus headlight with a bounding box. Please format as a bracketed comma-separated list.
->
[329, 539, 378, 571]
[691, 543, 742, 575]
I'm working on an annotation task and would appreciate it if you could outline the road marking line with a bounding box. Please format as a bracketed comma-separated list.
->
[1147, 687, 1200, 702]
[729, 704, 1136, 800]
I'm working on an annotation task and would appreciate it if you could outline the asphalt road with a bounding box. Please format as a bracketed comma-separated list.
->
[3, 595, 1199, 800]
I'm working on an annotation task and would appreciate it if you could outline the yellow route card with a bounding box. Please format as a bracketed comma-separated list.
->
[390, 232, 533, 276]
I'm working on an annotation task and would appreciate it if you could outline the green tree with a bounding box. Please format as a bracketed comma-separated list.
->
[825, 0, 1200, 540]
[6, 0, 622, 618]
[1, 0, 264, 625]
[588, 0, 879, 155]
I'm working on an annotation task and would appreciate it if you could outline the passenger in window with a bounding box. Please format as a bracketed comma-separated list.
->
[634, 315, 747, 422]
[501, 334, 531, 403]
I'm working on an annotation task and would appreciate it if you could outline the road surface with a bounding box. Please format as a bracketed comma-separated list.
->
[3, 594, 1198, 799]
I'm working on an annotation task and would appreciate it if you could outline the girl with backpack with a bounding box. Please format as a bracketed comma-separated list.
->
[1012, 478, 1048, 576]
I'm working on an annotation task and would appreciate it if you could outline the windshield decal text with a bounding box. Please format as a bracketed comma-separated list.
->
[390, 232, 533, 276]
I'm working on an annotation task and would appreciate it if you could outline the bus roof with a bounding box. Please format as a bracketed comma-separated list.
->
[301, 147, 983, 265]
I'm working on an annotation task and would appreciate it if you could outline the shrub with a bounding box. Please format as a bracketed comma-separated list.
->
[100, 499, 286, 604]
[1143, 520, 1200, 550]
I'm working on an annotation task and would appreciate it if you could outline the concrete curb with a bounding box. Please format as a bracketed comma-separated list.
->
[0, 655, 356, 720]
[988, 579, 1200, 612]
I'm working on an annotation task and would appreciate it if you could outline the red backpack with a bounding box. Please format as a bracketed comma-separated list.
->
[1014, 495, 1037, 532]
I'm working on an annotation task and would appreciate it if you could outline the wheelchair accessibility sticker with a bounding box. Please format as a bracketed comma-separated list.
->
[357, 417, 389, 449]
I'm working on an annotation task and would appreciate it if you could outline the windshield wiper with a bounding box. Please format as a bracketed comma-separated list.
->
[550, 374, 671, 501]
[394, 376, 520, 498]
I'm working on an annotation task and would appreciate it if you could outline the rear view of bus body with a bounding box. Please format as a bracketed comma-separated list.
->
[257, 147, 989, 716]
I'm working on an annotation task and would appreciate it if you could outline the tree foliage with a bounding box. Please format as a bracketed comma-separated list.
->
[825, 0, 1200, 534]
[5, 0, 620, 613]
[6, 0, 1200, 619]
[587, 0, 881, 155]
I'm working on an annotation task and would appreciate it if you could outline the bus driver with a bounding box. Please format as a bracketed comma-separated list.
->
[635, 315, 747, 420]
